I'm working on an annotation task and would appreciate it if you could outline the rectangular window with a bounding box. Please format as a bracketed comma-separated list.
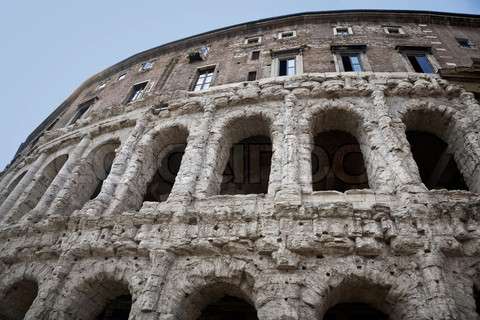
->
[407, 54, 434, 73]
[193, 68, 215, 91]
[457, 38, 472, 48]
[126, 82, 148, 103]
[279, 58, 296, 76]
[334, 27, 351, 35]
[118, 73, 127, 81]
[385, 26, 403, 34]
[70, 98, 97, 124]
[341, 54, 363, 72]
[279, 31, 295, 39]
[140, 61, 154, 71]
[245, 36, 261, 45]
[247, 71, 257, 81]
[251, 51, 260, 60]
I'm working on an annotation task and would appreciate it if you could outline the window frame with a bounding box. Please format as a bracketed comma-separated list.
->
[117, 73, 127, 81]
[278, 30, 297, 39]
[333, 26, 353, 36]
[192, 66, 216, 91]
[251, 50, 260, 61]
[244, 36, 262, 45]
[331, 45, 370, 72]
[340, 53, 364, 72]
[125, 81, 150, 103]
[384, 26, 405, 35]
[270, 49, 303, 77]
[139, 61, 154, 72]
[400, 50, 438, 74]
[247, 71, 257, 81]
[69, 97, 98, 125]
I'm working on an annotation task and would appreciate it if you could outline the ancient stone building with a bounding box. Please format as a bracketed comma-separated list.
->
[1, 9, 480, 320]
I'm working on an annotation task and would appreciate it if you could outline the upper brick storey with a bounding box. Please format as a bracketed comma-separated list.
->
[6, 10, 480, 166]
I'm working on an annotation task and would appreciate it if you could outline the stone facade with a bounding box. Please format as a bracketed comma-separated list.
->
[1, 9, 480, 320]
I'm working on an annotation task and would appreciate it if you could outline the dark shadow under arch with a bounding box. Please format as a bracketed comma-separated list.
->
[197, 295, 258, 320]
[0, 279, 38, 320]
[406, 130, 467, 190]
[323, 302, 388, 320]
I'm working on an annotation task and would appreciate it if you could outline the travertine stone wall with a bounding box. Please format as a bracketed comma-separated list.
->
[0, 72, 480, 319]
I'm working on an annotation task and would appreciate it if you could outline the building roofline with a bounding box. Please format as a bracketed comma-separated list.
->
[9, 9, 480, 168]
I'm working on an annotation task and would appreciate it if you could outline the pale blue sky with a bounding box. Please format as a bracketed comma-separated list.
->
[0, 0, 479, 170]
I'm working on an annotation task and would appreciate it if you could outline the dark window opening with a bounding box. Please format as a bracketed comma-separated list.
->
[335, 27, 349, 35]
[457, 38, 472, 48]
[0, 280, 38, 320]
[97, 294, 132, 320]
[144, 144, 186, 202]
[126, 82, 148, 103]
[193, 68, 215, 91]
[474, 286, 480, 315]
[70, 98, 97, 125]
[251, 51, 260, 60]
[279, 58, 296, 76]
[312, 130, 369, 192]
[324, 303, 388, 320]
[341, 54, 363, 72]
[220, 136, 272, 195]
[406, 131, 467, 190]
[246, 37, 260, 44]
[387, 27, 400, 34]
[281, 31, 294, 38]
[197, 295, 259, 320]
[247, 71, 257, 81]
[407, 54, 434, 73]
[90, 151, 116, 200]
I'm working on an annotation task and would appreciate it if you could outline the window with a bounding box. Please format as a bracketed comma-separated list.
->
[341, 53, 363, 72]
[278, 58, 296, 76]
[193, 68, 215, 91]
[70, 97, 97, 124]
[245, 36, 261, 45]
[457, 38, 473, 48]
[118, 73, 127, 81]
[334, 27, 352, 35]
[384, 26, 403, 34]
[407, 54, 434, 73]
[126, 82, 148, 103]
[247, 71, 257, 81]
[278, 30, 296, 39]
[96, 82, 107, 90]
[251, 50, 260, 60]
[139, 61, 154, 71]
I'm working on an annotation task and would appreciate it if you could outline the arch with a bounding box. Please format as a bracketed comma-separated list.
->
[142, 125, 189, 204]
[159, 257, 259, 320]
[0, 279, 38, 320]
[0, 171, 27, 204]
[474, 285, 480, 316]
[402, 107, 469, 191]
[309, 106, 371, 192]
[59, 275, 133, 320]
[13, 154, 68, 218]
[207, 112, 275, 196]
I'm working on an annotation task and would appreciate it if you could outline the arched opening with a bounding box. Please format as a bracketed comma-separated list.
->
[88, 141, 120, 200]
[310, 108, 370, 192]
[144, 143, 186, 202]
[323, 302, 388, 320]
[142, 126, 189, 203]
[406, 130, 467, 190]
[209, 114, 273, 196]
[220, 135, 272, 195]
[312, 130, 369, 191]
[17, 154, 68, 215]
[0, 279, 38, 320]
[197, 295, 259, 320]
[96, 294, 132, 320]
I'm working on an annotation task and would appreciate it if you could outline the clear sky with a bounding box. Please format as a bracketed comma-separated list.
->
[0, 0, 479, 170]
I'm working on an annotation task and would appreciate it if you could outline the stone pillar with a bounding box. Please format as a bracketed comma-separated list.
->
[136, 250, 176, 320]
[29, 135, 92, 221]
[275, 94, 302, 206]
[369, 82, 425, 192]
[170, 99, 215, 204]
[83, 119, 147, 216]
[0, 153, 47, 223]
[418, 252, 459, 320]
